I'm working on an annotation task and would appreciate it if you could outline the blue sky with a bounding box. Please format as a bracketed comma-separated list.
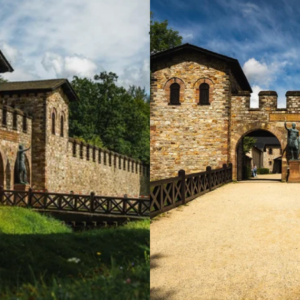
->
[151, 0, 300, 107]
[0, 0, 150, 92]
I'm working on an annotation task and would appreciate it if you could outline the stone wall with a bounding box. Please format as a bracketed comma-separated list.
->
[263, 146, 281, 172]
[0, 105, 32, 189]
[1, 92, 47, 189]
[151, 52, 233, 180]
[44, 89, 149, 196]
[0, 89, 149, 195]
[230, 91, 289, 181]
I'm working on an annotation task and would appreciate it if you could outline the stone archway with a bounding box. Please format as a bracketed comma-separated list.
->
[230, 125, 286, 181]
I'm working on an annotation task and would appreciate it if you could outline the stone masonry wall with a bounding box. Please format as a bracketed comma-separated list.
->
[263, 146, 281, 172]
[230, 91, 289, 181]
[0, 88, 149, 195]
[45, 89, 149, 196]
[0, 105, 32, 189]
[151, 52, 232, 180]
[1, 92, 47, 189]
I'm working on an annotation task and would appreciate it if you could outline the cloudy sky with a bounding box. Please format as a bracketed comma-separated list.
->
[0, 0, 150, 92]
[151, 0, 300, 107]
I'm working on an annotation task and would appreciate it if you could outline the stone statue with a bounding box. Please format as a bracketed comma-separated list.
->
[285, 121, 299, 160]
[16, 144, 31, 184]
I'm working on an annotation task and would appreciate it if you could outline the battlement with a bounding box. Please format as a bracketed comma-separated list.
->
[0, 104, 32, 135]
[258, 91, 277, 110]
[68, 138, 149, 176]
[285, 91, 300, 112]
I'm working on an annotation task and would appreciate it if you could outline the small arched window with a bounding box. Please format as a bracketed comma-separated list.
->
[52, 112, 56, 134]
[23, 115, 27, 132]
[73, 141, 76, 157]
[60, 115, 64, 137]
[170, 83, 180, 105]
[80, 143, 83, 159]
[2, 107, 7, 126]
[199, 83, 209, 105]
[13, 111, 17, 130]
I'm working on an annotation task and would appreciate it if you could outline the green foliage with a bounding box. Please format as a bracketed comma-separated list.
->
[0, 208, 150, 299]
[0, 76, 7, 83]
[257, 168, 270, 174]
[0, 206, 71, 234]
[243, 136, 257, 153]
[70, 72, 150, 163]
[243, 166, 252, 179]
[150, 12, 182, 53]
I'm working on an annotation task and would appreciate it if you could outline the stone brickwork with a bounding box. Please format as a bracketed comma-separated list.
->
[263, 146, 281, 172]
[0, 85, 149, 196]
[1, 92, 48, 189]
[151, 44, 300, 183]
[0, 105, 32, 189]
[151, 51, 236, 180]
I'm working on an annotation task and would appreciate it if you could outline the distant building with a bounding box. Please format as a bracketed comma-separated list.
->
[249, 137, 281, 173]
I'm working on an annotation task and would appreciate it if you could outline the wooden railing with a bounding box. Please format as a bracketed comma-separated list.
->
[150, 164, 232, 218]
[0, 187, 150, 218]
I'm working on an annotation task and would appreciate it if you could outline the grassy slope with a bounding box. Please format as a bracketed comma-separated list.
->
[0, 206, 150, 300]
[0, 206, 72, 234]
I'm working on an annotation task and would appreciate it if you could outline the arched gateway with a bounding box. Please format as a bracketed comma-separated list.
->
[151, 43, 299, 182]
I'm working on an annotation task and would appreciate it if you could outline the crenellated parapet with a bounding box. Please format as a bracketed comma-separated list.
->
[68, 137, 149, 177]
[286, 91, 300, 112]
[258, 91, 277, 111]
[0, 104, 32, 136]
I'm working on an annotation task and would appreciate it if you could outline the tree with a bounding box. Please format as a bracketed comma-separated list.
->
[0, 76, 7, 83]
[243, 136, 257, 153]
[150, 12, 182, 53]
[70, 72, 150, 164]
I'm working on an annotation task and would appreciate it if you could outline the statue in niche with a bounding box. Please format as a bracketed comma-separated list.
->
[16, 144, 31, 184]
[285, 121, 299, 160]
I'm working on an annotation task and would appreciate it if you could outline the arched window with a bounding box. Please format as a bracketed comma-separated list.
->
[80, 143, 83, 159]
[60, 115, 64, 137]
[73, 141, 76, 157]
[2, 107, 7, 126]
[13, 111, 17, 130]
[23, 114, 27, 132]
[170, 83, 180, 105]
[52, 112, 56, 134]
[199, 83, 209, 105]
[86, 145, 90, 160]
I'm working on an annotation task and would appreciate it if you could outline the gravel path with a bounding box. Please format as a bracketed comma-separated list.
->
[151, 176, 300, 299]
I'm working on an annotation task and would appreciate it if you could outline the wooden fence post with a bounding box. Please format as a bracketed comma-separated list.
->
[90, 192, 95, 213]
[28, 188, 32, 207]
[206, 166, 212, 191]
[123, 198, 128, 214]
[0, 186, 3, 204]
[178, 169, 186, 204]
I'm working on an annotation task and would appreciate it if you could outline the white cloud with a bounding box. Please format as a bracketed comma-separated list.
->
[250, 85, 262, 108]
[242, 2, 260, 16]
[0, 42, 22, 65]
[0, 0, 149, 90]
[243, 58, 272, 85]
[42, 52, 98, 79]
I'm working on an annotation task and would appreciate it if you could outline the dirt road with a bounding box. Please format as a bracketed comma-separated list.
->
[151, 177, 300, 299]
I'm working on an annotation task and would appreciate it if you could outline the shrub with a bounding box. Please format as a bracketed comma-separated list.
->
[257, 168, 269, 174]
[243, 166, 252, 179]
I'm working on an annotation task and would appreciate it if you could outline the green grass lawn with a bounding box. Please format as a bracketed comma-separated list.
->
[0, 206, 150, 300]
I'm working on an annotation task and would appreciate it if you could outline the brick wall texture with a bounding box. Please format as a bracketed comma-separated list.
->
[151, 49, 300, 182]
[0, 88, 149, 196]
